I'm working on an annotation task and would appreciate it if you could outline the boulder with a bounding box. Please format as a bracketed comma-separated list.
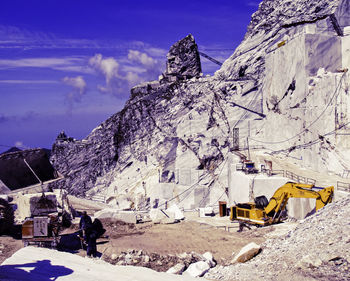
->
[203, 252, 216, 268]
[184, 261, 210, 277]
[166, 204, 185, 220]
[149, 208, 177, 224]
[143, 255, 150, 263]
[167, 263, 186, 275]
[149, 208, 167, 223]
[110, 254, 118, 261]
[231, 242, 261, 263]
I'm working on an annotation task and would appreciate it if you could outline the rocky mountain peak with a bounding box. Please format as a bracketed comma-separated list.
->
[217, 0, 346, 81]
[164, 34, 201, 81]
[247, 0, 339, 38]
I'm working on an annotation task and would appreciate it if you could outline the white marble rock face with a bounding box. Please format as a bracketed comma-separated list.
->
[49, 0, 350, 210]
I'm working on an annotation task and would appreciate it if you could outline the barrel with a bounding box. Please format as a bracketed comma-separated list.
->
[219, 201, 227, 217]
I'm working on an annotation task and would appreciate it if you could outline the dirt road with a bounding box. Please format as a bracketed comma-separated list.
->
[60, 217, 272, 272]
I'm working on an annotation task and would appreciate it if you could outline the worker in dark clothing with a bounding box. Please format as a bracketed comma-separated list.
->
[85, 227, 97, 258]
[79, 211, 92, 241]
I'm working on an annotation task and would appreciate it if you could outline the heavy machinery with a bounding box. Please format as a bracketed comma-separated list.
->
[21, 193, 61, 248]
[230, 182, 334, 226]
[236, 160, 259, 174]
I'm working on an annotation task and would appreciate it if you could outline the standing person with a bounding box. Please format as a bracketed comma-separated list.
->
[79, 211, 92, 242]
[85, 227, 97, 258]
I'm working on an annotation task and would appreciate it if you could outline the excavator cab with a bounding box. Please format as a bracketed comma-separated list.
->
[230, 202, 268, 225]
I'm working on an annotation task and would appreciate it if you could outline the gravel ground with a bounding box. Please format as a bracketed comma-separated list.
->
[205, 194, 350, 281]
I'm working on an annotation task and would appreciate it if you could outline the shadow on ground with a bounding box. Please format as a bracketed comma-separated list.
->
[0, 259, 73, 281]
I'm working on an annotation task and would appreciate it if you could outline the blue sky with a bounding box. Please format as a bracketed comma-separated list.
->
[0, 0, 260, 153]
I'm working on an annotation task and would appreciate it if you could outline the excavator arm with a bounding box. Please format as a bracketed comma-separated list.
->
[264, 182, 334, 216]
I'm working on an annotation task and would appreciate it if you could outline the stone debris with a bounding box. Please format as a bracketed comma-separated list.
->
[167, 263, 186, 275]
[184, 261, 210, 278]
[203, 252, 216, 268]
[104, 249, 215, 274]
[205, 194, 350, 281]
[231, 242, 261, 263]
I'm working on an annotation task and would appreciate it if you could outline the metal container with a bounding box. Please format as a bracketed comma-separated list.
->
[22, 218, 34, 238]
[219, 201, 227, 217]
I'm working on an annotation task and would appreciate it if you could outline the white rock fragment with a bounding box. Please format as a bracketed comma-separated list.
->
[166, 204, 185, 220]
[143, 255, 150, 263]
[296, 255, 323, 268]
[110, 254, 118, 260]
[166, 263, 186, 274]
[203, 252, 216, 268]
[231, 242, 261, 263]
[184, 260, 211, 277]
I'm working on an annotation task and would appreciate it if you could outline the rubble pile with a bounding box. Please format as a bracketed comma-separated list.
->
[103, 249, 215, 275]
[205, 194, 350, 281]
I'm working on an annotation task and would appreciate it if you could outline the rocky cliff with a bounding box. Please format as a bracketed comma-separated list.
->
[50, 0, 350, 209]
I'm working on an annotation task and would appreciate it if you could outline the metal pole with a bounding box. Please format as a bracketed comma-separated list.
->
[23, 158, 42, 185]
[246, 137, 251, 160]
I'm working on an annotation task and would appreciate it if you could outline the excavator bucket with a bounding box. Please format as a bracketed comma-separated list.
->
[316, 186, 334, 211]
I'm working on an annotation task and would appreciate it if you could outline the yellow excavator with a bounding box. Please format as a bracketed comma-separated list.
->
[230, 182, 334, 226]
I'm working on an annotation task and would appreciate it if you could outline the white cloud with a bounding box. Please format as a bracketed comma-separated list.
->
[0, 79, 59, 84]
[88, 50, 163, 97]
[145, 47, 167, 58]
[52, 65, 94, 74]
[122, 65, 147, 74]
[0, 57, 86, 73]
[89, 54, 124, 94]
[89, 53, 145, 95]
[62, 76, 87, 112]
[126, 50, 163, 83]
[128, 50, 157, 68]
[89, 54, 120, 85]
[14, 141, 25, 148]
[63, 76, 86, 95]
[125, 71, 141, 86]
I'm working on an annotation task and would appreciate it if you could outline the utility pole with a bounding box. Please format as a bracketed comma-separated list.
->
[246, 137, 251, 160]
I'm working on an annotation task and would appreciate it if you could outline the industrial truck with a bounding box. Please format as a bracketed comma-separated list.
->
[230, 182, 334, 226]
